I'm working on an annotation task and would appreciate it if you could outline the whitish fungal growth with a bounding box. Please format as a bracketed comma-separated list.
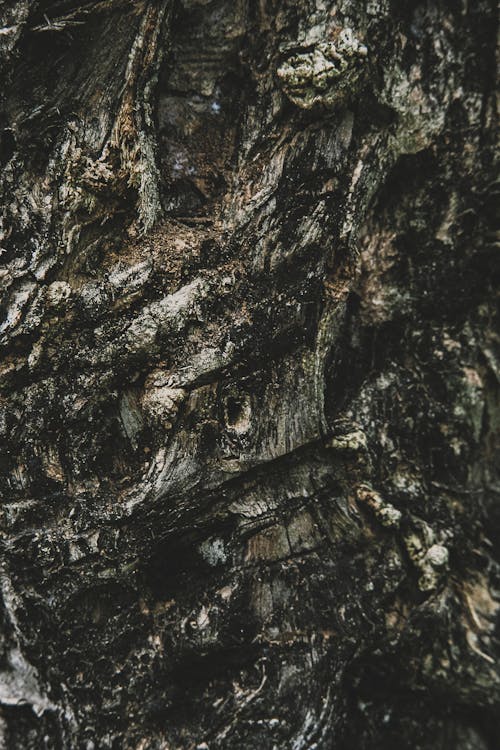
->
[199, 538, 228, 567]
[356, 485, 402, 528]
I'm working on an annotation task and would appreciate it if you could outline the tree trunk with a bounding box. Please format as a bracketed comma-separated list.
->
[0, 1, 498, 747]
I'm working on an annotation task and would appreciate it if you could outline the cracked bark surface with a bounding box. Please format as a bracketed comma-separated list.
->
[0, 1, 499, 748]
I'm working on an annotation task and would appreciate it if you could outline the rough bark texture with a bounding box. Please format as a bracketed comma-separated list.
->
[0, 1, 499, 748]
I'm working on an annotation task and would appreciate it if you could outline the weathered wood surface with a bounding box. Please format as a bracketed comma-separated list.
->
[0, 1, 498, 747]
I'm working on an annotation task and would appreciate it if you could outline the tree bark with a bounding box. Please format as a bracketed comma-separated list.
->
[0, 1, 498, 748]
